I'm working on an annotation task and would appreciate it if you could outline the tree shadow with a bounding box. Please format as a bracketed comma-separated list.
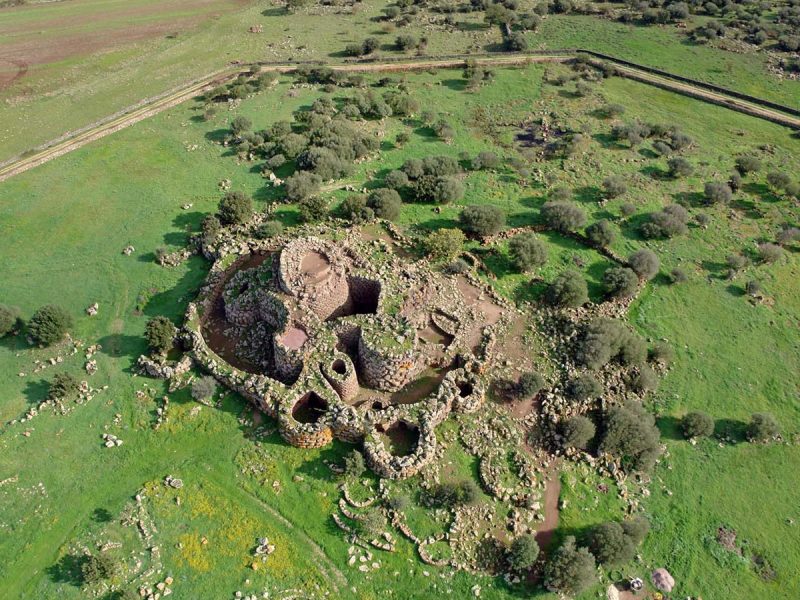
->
[574, 185, 603, 204]
[714, 418, 748, 443]
[656, 415, 684, 441]
[262, 7, 286, 17]
[47, 553, 86, 586]
[725, 284, 746, 297]
[641, 165, 669, 179]
[591, 132, 626, 150]
[23, 379, 50, 405]
[92, 507, 113, 523]
[204, 128, 229, 144]
[672, 191, 706, 208]
[441, 78, 467, 92]
[96, 334, 146, 363]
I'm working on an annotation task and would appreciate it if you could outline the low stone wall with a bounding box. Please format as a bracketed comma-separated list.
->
[137, 355, 192, 380]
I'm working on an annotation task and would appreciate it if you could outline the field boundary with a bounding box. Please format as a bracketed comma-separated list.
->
[1, 50, 797, 183]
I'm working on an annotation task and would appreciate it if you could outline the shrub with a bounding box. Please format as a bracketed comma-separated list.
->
[602, 176, 627, 198]
[777, 227, 800, 245]
[559, 415, 596, 449]
[354, 508, 385, 538]
[48, 372, 80, 401]
[191, 376, 217, 403]
[586, 219, 616, 247]
[81, 554, 119, 584]
[669, 268, 688, 284]
[545, 270, 588, 308]
[367, 188, 402, 221]
[507, 534, 540, 573]
[757, 242, 783, 264]
[667, 156, 693, 178]
[628, 249, 660, 280]
[145, 316, 176, 355]
[254, 220, 284, 240]
[620, 202, 636, 217]
[603, 267, 639, 298]
[549, 187, 572, 202]
[218, 191, 253, 225]
[298, 196, 329, 223]
[628, 364, 658, 393]
[343, 450, 366, 479]
[395, 34, 418, 51]
[600, 402, 661, 471]
[28, 305, 73, 346]
[728, 171, 742, 191]
[681, 411, 714, 438]
[622, 516, 650, 545]
[745, 279, 762, 297]
[766, 171, 791, 191]
[426, 480, 480, 507]
[444, 258, 470, 274]
[517, 372, 545, 398]
[230, 116, 252, 135]
[284, 171, 322, 202]
[543, 536, 597, 597]
[704, 181, 733, 205]
[423, 229, 466, 261]
[735, 155, 762, 175]
[588, 521, 635, 566]
[472, 151, 500, 170]
[459, 205, 505, 237]
[576, 318, 647, 369]
[642, 205, 689, 238]
[541, 201, 587, 232]
[340, 195, 373, 224]
[747, 413, 780, 442]
[509, 233, 548, 271]
[504, 32, 528, 52]
[384, 169, 409, 190]
[567, 373, 603, 401]
[0, 304, 20, 337]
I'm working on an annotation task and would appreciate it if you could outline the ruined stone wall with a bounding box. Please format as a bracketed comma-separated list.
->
[272, 333, 305, 384]
[358, 338, 421, 392]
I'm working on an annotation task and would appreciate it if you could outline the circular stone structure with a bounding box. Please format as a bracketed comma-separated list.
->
[183, 227, 511, 479]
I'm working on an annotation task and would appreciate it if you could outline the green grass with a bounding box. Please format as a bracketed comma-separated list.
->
[1, 2, 798, 162]
[1, 62, 799, 599]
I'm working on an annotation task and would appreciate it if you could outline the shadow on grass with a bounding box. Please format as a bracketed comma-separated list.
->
[656, 415, 684, 441]
[714, 418, 748, 443]
[96, 334, 145, 364]
[23, 378, 49, 405]
[47, 553, 86, 586]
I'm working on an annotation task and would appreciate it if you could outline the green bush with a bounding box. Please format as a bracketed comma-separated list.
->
[543, 536, 596, 597]
[704, 181, 733, 204]
[517, 372, 545, 398]
[541, 201, 587, 232]
[588, 521, 635, 566]
[218, 191, 253, 225]
[367, 188, 402, 221]
[747, 413, 780, 442]
[628, 248, 660, 280]
[628, 364, 658, 393]
[343, 450, 366, 479]
[586, 219, 616, 247]
[254, 220, 284, 240]
[340, 195, 373, 224]
[459, 205, 505, 237]
[735, 155, 762, 175]
[545, 270, 588, 308]
[507, 534, 540, 573]
[509, 233, 548, 271]
[28, 305, 73, 346]
[191, 376, 217, 403]
[423, 228, 465, 262]
[600, 402, 661, 471]
[567, 373, 603, 401]
[559, 415, 596, 449]
[47, 372, 80, 401]
[681, 411, 714, 438]
[81, 554, 119, 585]
[384, 170, 409, 190]
[602, 175, 627, 198]
[603, 266, 639, 298]
[284, 171, 322, 202]
[667, 156, 693, 178]
[0, 304, 20, 337]
[145, 316, 176, 355]
[298, 196, 330, 223]
[426, 480, 480, 507]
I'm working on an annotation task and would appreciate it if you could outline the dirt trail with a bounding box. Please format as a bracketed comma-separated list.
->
[2, 52, 797, 183]
[535, 469, 562, 552]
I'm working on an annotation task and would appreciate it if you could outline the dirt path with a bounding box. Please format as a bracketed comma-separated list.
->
[535, 469, 562, 552]
[1, 51, 797, 183]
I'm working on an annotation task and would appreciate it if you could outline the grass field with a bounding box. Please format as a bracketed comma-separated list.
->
[1, 0, 798, 161]
[1, 62, 799, 599]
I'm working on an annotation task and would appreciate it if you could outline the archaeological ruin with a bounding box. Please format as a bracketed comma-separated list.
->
[182, 226, 512, 479]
